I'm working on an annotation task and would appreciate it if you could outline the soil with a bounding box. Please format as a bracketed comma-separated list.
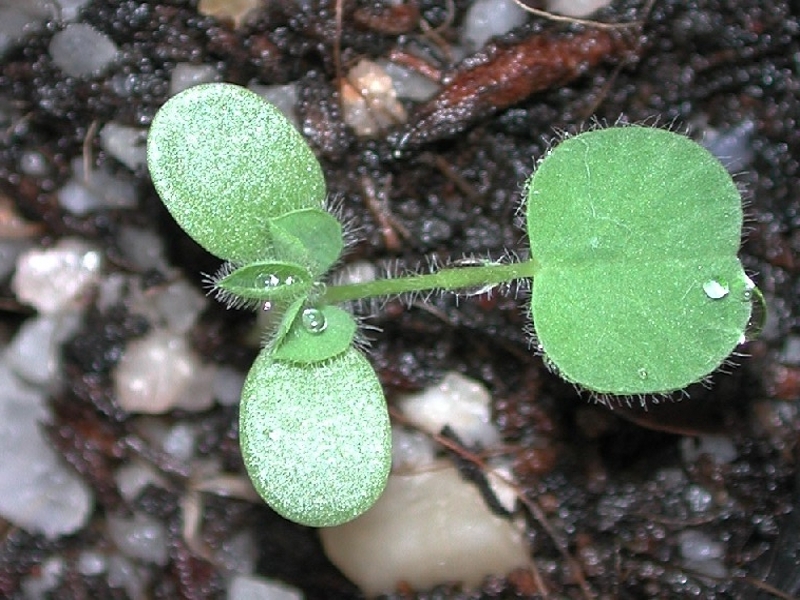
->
[1, 0, 799, 598]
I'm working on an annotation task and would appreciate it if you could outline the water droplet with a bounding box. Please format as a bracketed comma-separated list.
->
[301, 308, 327, 334]
[262, 300, 273, 312]
[638, 368, 648, 379]
[260, 273, 280, 289]
[702, 280, 729, 299]
[309, 281, 327, 302]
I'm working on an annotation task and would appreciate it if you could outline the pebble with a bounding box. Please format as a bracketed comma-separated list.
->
[99, 122, 148, 171]
[12, 238, 103, 314]
[462, 0, 528, 50]
[169, 62, 221, 96]
[5, 312, 82, 387]
[107, 511, 169, 566]
[320, 462, 530, 596]
[113, 329, 216, 413]
[49, 23, 119, 78]
[398, 371, 500, 448]
[546, 0, 613, 17]
[227, 574, 304, 600]
[0, 361, 93, 538]
[57, 158, 138, 215]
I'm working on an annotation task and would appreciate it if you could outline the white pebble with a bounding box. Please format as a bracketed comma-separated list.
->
[0, 362, 93, 538]
[116, 226, 168, 273]
[107, 554, 151, 600]
[249, 83, 300, 127]
[21, 556, 64, 599]
[320, 463, 530, 596]
[213, 365, 246, 406]
[678, 530, 723, 560]
[126, 277, 208, 334]
[5, 312, 81, 387]
[215, 529, 258, 576]
[77, 550, 108, 576]
[55, 0, 91, 22]
[12, 238, 102, 314]
[99, 122, 148, 171]
[19, 150, 49, 176]
[398, 371, 500, 448]
[378, 60, 440, 102]
[113, 329, 216, 413]
[546, 0, 613, 18]
[58, 158, 138, 215]
[680, 435, 737, 465]
[163, 423, 196, 461]
[462, 0, 528, 50]
[782, 336, 800, 366]
[114, 461, 165, 502]
[108, 512, 169, 565]
[49, 23, 119, 78]
[169, 63, 220, 96]
[0, 3, 53, 57]
[227, 574, 304, 600]
[391, 427, 436, 472]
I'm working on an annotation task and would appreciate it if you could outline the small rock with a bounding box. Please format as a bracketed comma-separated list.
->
[113, 329, 216, 413]
[227, 574, 304, 600]
[169, 63, 221, 96]
[398, 371, 500, 448]
[12, 238, 103, 314]
[49, 23, 119, 77]
[107, 511, 169, 566]
[463, 0, 528, 49]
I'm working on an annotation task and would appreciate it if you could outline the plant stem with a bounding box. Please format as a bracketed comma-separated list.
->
[322, 258, 539, 304]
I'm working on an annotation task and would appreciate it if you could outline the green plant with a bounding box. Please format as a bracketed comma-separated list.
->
[147, 83, 758, 527]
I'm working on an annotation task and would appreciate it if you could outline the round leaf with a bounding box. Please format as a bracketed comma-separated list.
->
[147, 83, 326, 262]
[240, 348, 391, 527]
[526, 126, 752, 394]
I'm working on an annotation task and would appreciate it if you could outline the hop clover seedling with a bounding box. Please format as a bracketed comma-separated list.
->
[147, 83, 759, 527]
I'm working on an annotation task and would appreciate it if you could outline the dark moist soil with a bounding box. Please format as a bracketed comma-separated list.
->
[1, 0, 799, 598]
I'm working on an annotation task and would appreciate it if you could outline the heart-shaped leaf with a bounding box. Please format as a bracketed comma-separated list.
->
[526, 126, 752, 394]
[239, 348, 391, 527]
[147, 83, 326, 263]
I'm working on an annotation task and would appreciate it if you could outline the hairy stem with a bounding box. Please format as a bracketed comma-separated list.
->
[322, 258, 539, 304]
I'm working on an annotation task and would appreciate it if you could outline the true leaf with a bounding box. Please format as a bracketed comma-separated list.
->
[215, 260, 312, 303]
[269, 208, 344, 275]
[239, 347, 391, 527]
[147, 83, 326, 263]
[526, 126, 752, 394]
[272, 305, 358, 363]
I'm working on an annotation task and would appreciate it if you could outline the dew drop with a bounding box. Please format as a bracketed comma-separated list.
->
[262, 300, 273, 312]
[638, 368, 648, 380]
[702, 280, 729, 299]
[260, 273, 280, 289]
[301, 308, 327, 334]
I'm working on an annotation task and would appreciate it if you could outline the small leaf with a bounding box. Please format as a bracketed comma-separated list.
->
[272, 305, 357, 363]
[526, 126, 752, 394]
[239, 348, 391, 527]
[147, 83, 326, 262]
[215, 260, 312, 303]
[269, 208, 344, 275]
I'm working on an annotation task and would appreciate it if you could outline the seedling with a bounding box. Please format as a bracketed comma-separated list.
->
[147, 83, 758, 527]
